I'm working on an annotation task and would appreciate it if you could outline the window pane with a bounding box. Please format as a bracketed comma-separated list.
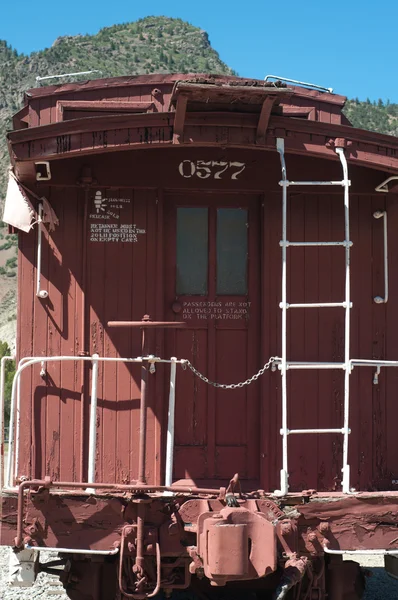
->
[177, 208, 208, 295]
[217, 208, 248, 295]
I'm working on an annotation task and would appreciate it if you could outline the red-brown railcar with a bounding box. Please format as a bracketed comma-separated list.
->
[2, 73, 398, 599]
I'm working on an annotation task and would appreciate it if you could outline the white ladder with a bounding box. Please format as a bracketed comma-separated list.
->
[275, 138, 352, 496]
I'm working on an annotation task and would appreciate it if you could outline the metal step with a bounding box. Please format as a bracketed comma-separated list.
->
[285, 428, 348, 435]
[280, 179, 348, 187]
[281, 301, 351, 309]
[280, 240, 352, 247]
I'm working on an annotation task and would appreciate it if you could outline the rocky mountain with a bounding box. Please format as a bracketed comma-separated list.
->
[0, 15, 235, 350]
[0, 15, 397, 351]
[0, 16, 235, 200]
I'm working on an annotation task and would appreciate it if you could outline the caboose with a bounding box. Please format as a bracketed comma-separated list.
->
[2, 72, 398, 599]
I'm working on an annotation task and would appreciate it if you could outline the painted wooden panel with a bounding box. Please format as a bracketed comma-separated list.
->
[13, 147, 398, 494]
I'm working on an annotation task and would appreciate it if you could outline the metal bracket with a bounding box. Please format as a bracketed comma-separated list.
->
[35, 161, 51, 181]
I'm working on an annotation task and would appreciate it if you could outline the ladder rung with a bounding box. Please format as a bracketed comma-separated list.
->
[280, 241, 352, 247]
[285, 362, 346, 370]
[281, 302, 351, 309]
[279, 180, 350, 187]
[282, 428, 349, 435]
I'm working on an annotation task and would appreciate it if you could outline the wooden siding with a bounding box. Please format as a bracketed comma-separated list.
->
[15, 147, 398, 493]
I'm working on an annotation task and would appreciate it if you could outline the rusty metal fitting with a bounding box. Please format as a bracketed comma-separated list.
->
[285, 554, 309, 575]
[307, 531, 317, 543]
[274, 554, 309, 600]
[124, 525, 135, 536]
[168, 523, 179, 535]
[132, 563, 144, 576]
[319, 521, 330, 535]
[280, 521, 292, 536]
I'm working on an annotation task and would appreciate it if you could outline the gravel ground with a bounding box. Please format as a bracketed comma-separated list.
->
[0, 547, 67, 598]
[0, 548, 397, 599]
[347, 554, 398, 600]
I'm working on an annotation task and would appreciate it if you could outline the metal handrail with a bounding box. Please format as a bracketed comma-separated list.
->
[6, 354, 398, 494]
[264, 74, 333, 93]
[373, 210, 388, 304]
[36, 70, 102, 84]
[375, 175, 398, 193]
[26, 543, 119, 555]
[36, 203, 48, 299]
[6, 354, 185, 489]
[324, 545, 398, 556]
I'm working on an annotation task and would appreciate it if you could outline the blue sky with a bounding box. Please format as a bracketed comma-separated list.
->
[1, 0, 397, 102]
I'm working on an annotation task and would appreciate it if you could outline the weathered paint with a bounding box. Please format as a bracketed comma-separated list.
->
[12, 139, 398, 493]
[5, 76, 398, 596]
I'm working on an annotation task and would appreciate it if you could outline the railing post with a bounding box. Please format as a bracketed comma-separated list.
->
[87, 353, 99, 492]
[165, 358, 177, 487]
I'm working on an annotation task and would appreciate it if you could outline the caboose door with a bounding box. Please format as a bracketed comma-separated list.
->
[165, 193, 263, 488]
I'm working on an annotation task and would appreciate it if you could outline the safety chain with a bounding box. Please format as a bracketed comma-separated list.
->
[182, 356, 279, 389]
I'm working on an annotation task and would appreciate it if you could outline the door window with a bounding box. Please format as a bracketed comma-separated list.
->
[176, 206, 248, 296]
[176, 207, 208, 295]
[216, 208, 248, 295]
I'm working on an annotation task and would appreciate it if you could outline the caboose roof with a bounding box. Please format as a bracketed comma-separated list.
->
[7, 73, 398, 183]
[21, 73, 346, 104]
